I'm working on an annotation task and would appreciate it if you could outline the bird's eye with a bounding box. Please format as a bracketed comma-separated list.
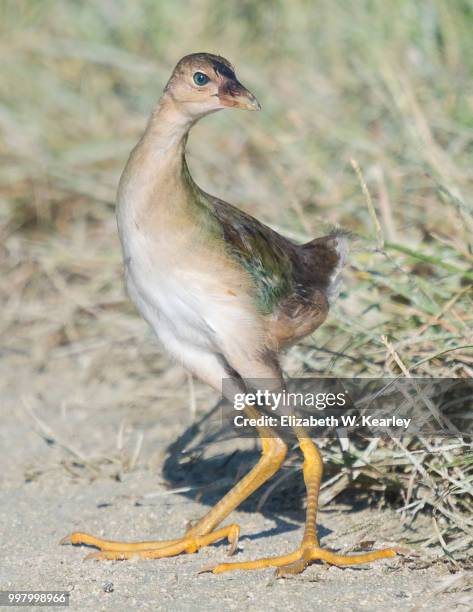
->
[193, 72, 210, 86]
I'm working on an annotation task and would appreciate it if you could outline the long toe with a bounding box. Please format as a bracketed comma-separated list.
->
[61, 524, 240, 562]
[211, 545, 398, 575]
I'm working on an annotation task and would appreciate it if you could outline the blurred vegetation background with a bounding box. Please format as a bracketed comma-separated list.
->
[1, 1, 472, 560]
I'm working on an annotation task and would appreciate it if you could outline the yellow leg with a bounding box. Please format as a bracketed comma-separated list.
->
[61, 405, 287, 561]
[210, 430, 397, 576]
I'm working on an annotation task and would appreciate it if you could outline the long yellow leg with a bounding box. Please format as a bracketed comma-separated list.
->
[211, 428, 397, 575]
[61, 405, 287, 561]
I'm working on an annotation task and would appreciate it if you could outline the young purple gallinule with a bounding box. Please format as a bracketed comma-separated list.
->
[62, 53, 396, 575]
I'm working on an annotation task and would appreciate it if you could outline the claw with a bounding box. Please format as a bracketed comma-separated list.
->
[391, 545, 418, 557]
[226, 524, 240, 556]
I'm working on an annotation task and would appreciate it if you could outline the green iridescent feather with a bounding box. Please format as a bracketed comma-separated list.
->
[210, 200, 295, 314]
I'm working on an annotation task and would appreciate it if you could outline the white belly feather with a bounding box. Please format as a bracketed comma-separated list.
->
[118, 213, 259, 359]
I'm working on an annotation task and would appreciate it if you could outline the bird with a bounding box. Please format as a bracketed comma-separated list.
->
[61, 53, 397, 576]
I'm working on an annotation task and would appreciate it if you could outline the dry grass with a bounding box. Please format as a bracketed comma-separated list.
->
[1, 1, 472, 561]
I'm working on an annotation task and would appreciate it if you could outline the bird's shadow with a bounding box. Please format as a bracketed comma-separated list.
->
[161, 400, 333, 543]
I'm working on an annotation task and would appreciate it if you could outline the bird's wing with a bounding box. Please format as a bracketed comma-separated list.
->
[209, 199, 296, 314]
[211, 194, 345, 293]
[208, 197, 346, 349]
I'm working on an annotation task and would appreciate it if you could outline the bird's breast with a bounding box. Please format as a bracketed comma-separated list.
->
[118, 213, 256, 355]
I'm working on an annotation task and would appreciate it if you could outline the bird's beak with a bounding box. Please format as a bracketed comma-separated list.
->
[218, 79, 261, 111]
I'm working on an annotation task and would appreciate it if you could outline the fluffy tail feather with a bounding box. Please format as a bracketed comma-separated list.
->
[302, 229, 349, 305]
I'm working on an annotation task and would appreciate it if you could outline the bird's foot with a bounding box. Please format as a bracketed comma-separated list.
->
[60, 524, 240, 561]
[209, 542, 397, 576]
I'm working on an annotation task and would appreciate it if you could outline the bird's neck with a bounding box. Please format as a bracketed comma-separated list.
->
[144, 98, 194, 172]
[118, 96, 199, 215]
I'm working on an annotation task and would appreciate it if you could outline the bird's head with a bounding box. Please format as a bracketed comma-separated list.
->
[162, 53, 261, 119]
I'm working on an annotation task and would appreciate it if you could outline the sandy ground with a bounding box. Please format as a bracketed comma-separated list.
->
[0, 343, 469, 611]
